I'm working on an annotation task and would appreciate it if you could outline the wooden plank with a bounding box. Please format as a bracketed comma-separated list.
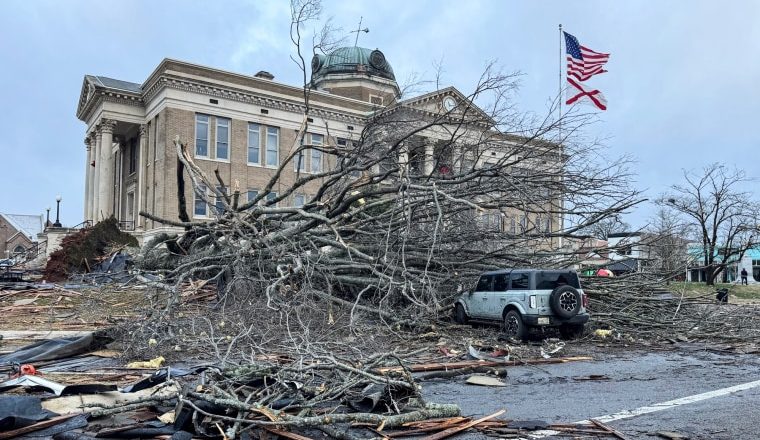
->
[590, 418, 631, 440]
[419, 409, 506, 440]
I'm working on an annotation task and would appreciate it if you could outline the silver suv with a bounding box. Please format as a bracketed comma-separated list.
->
[453, 269, 589, 340]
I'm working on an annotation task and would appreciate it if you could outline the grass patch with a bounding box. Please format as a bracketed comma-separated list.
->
[669, 282, 760, 299]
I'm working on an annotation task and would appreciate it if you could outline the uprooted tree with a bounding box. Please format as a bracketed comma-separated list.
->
[136, 1, 642, 345]
[659, 163, 760, 285]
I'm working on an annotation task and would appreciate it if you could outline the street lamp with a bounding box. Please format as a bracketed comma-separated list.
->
[53, 196, 62, 228]
[45, 206, 51, 227]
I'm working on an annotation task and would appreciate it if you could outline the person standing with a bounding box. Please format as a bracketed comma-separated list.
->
[741, 268, 748, 285]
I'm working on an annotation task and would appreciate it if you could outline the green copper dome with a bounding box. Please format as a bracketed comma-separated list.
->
[311, 47, 395, 81]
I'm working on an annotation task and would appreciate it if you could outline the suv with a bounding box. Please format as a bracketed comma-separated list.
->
[453, 269, 589, 340]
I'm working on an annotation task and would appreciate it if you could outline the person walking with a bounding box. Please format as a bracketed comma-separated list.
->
[741, 268, 748, 285]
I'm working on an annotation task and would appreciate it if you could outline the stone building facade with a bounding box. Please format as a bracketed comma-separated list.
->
[76, 47, 559, 245]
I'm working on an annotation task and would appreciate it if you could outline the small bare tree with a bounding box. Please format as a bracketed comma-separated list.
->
[643, 207, 692, 280]
[659, 163, 760, 285]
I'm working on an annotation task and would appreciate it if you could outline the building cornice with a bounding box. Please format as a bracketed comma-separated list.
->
[142, 73, 368, 125]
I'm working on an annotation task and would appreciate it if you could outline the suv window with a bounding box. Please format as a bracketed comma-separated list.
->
[509, 272, 530, 290]
[475, 275, 493, 291]
[535, 271, 581, 289]
[493, 274, 509, 291]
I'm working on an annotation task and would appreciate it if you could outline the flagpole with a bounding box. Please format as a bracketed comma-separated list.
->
[558, 23, 562, 140]
[557, 23, 564, 249]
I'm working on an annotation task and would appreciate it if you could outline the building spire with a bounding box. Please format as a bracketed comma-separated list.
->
[351, 16, 369, 46]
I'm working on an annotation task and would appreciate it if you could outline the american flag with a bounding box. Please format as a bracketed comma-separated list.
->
[564, 31, 609, 82]
[564, 30, 609, 111]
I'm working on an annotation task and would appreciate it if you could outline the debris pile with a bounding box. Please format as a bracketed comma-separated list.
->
[44, 217, 138, 282]
[584, 274, 760, 345]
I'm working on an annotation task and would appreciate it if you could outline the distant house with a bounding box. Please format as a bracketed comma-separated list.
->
[605, 232, 651, 275]
[686, 244, 760, 284]
[0, 213, 45, 262]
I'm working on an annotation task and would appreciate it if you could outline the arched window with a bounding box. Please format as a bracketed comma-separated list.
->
[12, 245, 25, 255]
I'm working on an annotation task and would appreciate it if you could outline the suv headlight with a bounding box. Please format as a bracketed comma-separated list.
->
[529, 295, 536, 309]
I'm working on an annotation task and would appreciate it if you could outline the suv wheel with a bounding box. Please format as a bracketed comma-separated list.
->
[454, 303, 469, 324]
[550, 286, 582, 319]
[559, 324, 585, 340]
[504, 310, 527, 341]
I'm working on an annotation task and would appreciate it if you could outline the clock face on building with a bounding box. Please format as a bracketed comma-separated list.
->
[443, 96, 457, 111]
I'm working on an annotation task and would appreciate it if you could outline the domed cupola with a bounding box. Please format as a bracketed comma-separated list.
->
[311, 47, 400, 105]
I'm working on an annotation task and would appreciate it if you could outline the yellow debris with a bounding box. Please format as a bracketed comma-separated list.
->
[127, 356, 165, 369]
[594, 329, 613, 339]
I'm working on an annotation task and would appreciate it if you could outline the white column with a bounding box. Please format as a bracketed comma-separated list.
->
[423, 144, 435, 175]
[136, 124, 147, 229]
[98, 119, 117, 219]
[83, 136, 92, 222]
[92, 128, 102, 221]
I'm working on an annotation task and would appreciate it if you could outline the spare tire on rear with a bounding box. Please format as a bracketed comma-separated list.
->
[549, 285, 581, 319]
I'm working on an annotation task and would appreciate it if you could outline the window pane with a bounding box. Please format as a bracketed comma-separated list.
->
[216, 118, 229, 160]
[248, 123, 260, 163]
[510, 273, 530, 290]
[266, 127, 279, 166]
[295, 150, 305, 171]
[266, 191, 277, 207]
[194, 185, 207, 216]
[215, 185, 226, 214]
[535, 271, 580, 290]
[493, 274, 509, 291]
[311, 148, 322, 173]
[294, 194, 305, 207]
[195, 115, 208, 157]
[475, 276, 491, 292]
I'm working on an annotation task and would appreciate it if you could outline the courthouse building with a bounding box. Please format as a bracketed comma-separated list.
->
[76, 46, 557, 244]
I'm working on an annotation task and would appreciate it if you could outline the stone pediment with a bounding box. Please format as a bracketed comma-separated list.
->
[76, 75, 143, 123]
[394, 86, 494, 126]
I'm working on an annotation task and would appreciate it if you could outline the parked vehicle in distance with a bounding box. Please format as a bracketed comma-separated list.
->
[453, 269, 590, 340]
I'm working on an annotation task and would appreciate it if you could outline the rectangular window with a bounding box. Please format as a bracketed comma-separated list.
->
[194, 184, 208, 217]
[294, 194, 305, 207]
[509, 217, 517, 234]
[475, 275, 492, 292]
[266, 191, 278, 207]
[195, 115, 209, 157]
[535, 272, 581, 290]
[493, 274, 509, 291]
[266, 126, 279, 166]
[247, 189, 258, 208]
[216, 117, 229, 160]
[337, 137, 348, 148]
[128, 139, 137, 174]
[126, 191, 135, 220]
[295, 148, 305, 172]
[247, 123, 260, 164]
[510, 272, 530, 290]
[310, 133, 323, 173]
[215, 185, 227, 215]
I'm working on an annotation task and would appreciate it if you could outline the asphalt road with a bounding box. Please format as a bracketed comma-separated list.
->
[421, 344, 760, 439]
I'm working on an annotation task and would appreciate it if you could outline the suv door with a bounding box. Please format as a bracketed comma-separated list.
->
[508, 271, 530, 313]
[486, 273, 510, 319]
[470, 275, 494, 318]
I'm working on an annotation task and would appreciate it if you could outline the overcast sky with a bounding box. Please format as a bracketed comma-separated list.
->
[1, 0, 758, 228]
